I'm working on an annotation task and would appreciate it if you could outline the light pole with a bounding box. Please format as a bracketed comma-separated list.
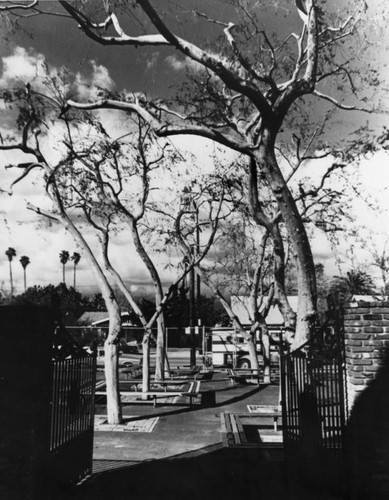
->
[180, 192, 201, 367]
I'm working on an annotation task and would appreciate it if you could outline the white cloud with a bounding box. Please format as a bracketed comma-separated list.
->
[0, 46, 114, 103]
[146, 51, 159, 71]
[75, 59, 115, 100]
[164, 54, 203, 73]
[0, 46, 47, 88]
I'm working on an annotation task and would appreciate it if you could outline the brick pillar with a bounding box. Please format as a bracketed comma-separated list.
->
[344, 301, 389, 412]
[344, 300, 389, 499]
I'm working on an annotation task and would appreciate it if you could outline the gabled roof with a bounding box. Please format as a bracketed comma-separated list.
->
[77, 311, 134, 326]
[77, 311, 108, 326]
[351, 295, 382, 302]
[231, 295, 298, 325]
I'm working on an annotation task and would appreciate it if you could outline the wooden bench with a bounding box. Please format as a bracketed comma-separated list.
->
[120, 365, 142, 379]
[96, 381, 201, 408]
[220, 413, 257, 448]
[227, 368, 262, 386]
[168, 366, 201, 379]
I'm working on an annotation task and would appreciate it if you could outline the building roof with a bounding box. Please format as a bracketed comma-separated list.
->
[76, 311, 134, 326]
[351, 295, 381, 302]
[231, 295, 298, 325]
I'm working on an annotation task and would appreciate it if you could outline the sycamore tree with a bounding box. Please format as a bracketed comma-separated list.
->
[52, 0, 388, 347]
[0, 122, 125, 424]
[174, 148, 357, 379]
[0, 0, 387, 352]
[0, 71, 221, 409]
[58, 112, 219, 383]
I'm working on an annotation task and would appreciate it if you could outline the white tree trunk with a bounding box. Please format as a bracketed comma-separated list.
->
[254, 142, 317, 349]
[129, 217, 165, 380]
[155, 312, 165, 380]
[57, 212, 123, 424]
[104, 338, 122, 424]
[142, 331, 151, 398]
[260, 327, 271, 384]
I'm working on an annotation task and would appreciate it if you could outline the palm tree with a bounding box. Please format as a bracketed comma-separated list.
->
[330, 269, 376, 302]
[71, 252, 81, 288]
[19, 255, 30, 291]
[59, 250, 70, 285]
[5, 247, 16, 295]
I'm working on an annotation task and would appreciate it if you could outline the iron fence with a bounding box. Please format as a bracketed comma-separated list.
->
[280, 300, 348, 491]
[47, 328, 96, 487]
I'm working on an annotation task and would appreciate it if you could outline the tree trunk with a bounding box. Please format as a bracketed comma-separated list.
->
[268, 223, 297, 330]
[9, 261, 13, 295]
[247, 156, 296, 340]
[23, 269, 27, 291]
[58, 213, 123, 424]
[129, 217, 165, 380]
[248, 294, 271, 381]
[198, 268, 260, 370]
[260, 324, 271, 384]
[254, 138, 317, 349]
[245, 334, 260, 371]
[155, 310, 165, 380]
[104, 338, 122, 424]
[142, 330, 151, 398]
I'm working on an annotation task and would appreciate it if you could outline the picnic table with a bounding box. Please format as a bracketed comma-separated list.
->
[95, 380, 201, 407]
[227, 368, 262, 385]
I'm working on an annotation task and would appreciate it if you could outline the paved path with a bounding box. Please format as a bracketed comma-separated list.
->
[93, 371, 280, 463]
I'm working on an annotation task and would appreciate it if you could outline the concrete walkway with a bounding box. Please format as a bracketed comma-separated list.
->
[93, 371, 280, 464]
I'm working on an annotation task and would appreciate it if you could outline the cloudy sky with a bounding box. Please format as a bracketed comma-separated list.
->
[0, 1, 388, 296]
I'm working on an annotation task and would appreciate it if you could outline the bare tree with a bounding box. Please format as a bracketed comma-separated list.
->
[45, 0, 382, 347]
[0, 1, 386, 352]
[0, 87, 123, 425]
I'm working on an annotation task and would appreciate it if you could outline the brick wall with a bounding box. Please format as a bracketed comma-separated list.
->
[344, 301, 389, 412]
[344, 300, 389, 499]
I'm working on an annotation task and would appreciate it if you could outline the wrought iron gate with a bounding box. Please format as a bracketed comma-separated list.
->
[0, 306, 96, 498]
[47, 325, 96, 487]
[280, 300, 348, 490]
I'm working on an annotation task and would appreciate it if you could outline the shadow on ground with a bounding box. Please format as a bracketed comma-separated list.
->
[58, 446, 283, 500]
[54, 444, 342, 500]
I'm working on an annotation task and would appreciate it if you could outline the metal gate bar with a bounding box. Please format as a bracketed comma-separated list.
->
[48, 344, 96, 486]
[280, 301, 348, 489]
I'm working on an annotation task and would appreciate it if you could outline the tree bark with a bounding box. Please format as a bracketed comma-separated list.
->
[128, 216, 166, 380]
[9, 261, 13, 296]
[104, 338, 121, 423]
[198, 269, 260, 370]
[142, 329, 151, 398]
[56, 211, 123, 424]
[254, 134, 317, 348]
